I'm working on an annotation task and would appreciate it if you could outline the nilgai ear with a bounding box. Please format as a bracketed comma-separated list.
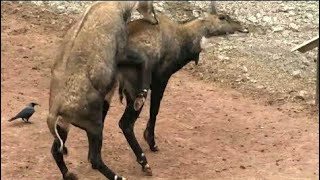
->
[197, 12, 209, 21]
[133, 1, 140, 10]
[209, 1, 218, 14]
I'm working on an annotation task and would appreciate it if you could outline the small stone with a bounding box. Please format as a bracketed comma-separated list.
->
[242, 66, 248, 73]
[57, 6, 66, 11]
[292, 70, 301, 78]
[250, 79, 257, 83]
[155, 6, 164, 12]
[305, 13, 313, 19]
[282, 30, 290, 36]
[272, 17, 278, 22]
[302, 59, 310, 66]
[217, 55, 230, 61]
[248, 16, 258, 23]
[272, 26, 284, 32]
[288, 10, 295, 16]
[306, 100, 315, 105]
[235, 78, 242, 82]
[256, 13, 262, 18]
[294, 91, 308, 101]
[262, 16, 272, 24]
[192, 10, 200, 17]
[289, 23, 299, 31]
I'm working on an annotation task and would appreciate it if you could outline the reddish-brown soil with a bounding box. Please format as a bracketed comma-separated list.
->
[1, 2, 319, 180]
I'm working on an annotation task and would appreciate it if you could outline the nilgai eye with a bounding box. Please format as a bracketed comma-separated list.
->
[218, 15, 226, 20]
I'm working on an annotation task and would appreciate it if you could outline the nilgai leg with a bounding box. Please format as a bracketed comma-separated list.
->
[119, 92, 153, 175]
[144, 80, 168, 152]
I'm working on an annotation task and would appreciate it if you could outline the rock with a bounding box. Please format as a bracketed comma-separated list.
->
[272, 26, 284, 32]
[299, 90, 308, 97]
[57, 5, 66, 12]
[250, 79, 257, 83]
[295, 90, 308, 100]
[289, 23, 299, 31]
[302, 59, 310, 66]
[235, 78, 242, 82]
[288, 10, 296, 16]
[192, 10, 200, 17]
[217, 55, 230, 61]
[242, 66, 248, 73]
[262, 16, 273, 24]
[273, 16, 278, 22]
[305, 13, 313, 19]
[306, 100, 316, 105]
[155, 6, 164, 12]
[248, 16, 258, 23]
[256, 85, 265, 89]
[292, 70, 302, 78]
[282, 30, 291, 36]
[256, 13, 262, 18]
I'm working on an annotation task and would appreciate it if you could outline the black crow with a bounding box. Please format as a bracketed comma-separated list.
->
[8, 102, 39, 123]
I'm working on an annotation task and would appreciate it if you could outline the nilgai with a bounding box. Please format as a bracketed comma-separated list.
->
[113, 11, 249, 175]
[46, 2, 158, 180]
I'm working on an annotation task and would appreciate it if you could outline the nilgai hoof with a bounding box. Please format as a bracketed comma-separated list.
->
[63, 172, 78, 180]
[150, 145, 159, 152]
[143, 130, 159, 152]
[91, 163, 99, 170]
[114, 175, 126, 180]
[133, 97, 145, 111]
[142, 164, 153, 176]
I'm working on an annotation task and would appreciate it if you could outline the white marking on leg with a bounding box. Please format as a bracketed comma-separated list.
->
[114, 175, 118, 180]
[141, 153, 145, 157]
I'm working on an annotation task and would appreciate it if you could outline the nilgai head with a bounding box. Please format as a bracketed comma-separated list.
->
[200, 12, 249, 38]
[187, 9, 249, 65]
[201, 1, 248, 36]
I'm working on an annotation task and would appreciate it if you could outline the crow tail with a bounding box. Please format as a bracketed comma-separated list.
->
[8, 116, 18, 122]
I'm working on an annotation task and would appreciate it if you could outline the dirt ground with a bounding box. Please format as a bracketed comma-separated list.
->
[1, 2, 319, 180]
